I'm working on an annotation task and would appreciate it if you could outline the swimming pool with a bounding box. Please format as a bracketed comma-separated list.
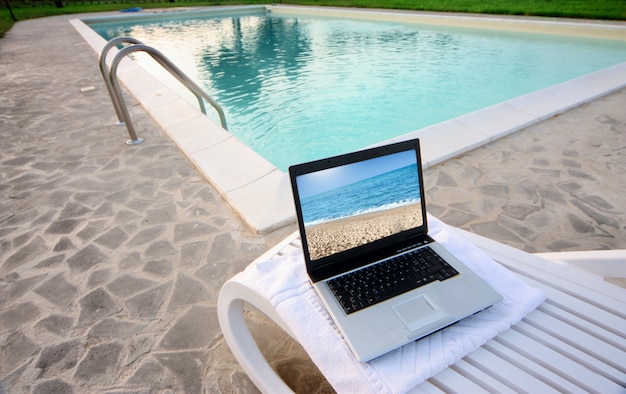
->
[74, 6, 626, 233]
[87, 7, 626, 171]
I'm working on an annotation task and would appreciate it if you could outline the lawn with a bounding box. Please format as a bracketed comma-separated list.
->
[1, 0, 625, 37]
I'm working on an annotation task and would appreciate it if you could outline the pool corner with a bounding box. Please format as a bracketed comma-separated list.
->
[72, 14, 297, 234]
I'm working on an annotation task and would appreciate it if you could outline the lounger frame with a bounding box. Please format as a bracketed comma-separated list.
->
[218, 229, 626, 393]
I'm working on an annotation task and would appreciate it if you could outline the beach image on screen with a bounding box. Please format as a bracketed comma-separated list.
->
[297, 150, 423, 261]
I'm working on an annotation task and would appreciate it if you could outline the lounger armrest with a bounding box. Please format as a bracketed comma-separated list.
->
[218, 272, 295, 394]
[535, 250, 626, 278]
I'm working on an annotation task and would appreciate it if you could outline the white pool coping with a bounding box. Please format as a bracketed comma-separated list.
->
[71, 5, 626, 234]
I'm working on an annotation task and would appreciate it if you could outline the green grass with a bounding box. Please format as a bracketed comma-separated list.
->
[288, 0, 626, 20]
[2, 0, 625, 38]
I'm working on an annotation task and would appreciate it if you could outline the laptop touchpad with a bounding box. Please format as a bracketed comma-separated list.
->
[393, 296, 447, 332]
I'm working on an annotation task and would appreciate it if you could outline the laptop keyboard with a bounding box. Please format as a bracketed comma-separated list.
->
[326, 246, 459, 314]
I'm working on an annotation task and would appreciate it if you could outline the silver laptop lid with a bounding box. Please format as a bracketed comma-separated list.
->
[289, 139, 429, 282]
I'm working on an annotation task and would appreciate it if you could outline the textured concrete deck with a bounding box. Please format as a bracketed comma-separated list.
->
[0, 13, 624, 393]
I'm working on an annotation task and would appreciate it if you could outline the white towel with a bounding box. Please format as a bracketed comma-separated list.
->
[250, 216, 546, 393]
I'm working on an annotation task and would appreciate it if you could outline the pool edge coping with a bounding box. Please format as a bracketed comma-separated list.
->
[71, 6, 626, 234]
[270, 5, 626, 41]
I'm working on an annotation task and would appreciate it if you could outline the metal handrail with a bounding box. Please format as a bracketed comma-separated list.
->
[99, 37, 143, 126]
[100, 38, 228, 145]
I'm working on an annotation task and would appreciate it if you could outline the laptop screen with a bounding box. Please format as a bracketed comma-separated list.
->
[294, 145, 424, 263]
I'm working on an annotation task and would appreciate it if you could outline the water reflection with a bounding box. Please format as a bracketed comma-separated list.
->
[198, 17, 312, 122]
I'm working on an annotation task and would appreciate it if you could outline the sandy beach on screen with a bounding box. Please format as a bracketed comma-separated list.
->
[306, 202, 423, 261]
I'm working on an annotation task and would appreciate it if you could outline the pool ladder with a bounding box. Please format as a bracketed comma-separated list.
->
[99, 37, 228, 145]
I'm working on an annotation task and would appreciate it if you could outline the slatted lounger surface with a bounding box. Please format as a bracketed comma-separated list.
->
[218, 228, 626, 393]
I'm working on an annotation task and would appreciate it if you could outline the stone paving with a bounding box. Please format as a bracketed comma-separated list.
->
[422, 92, 626, 253]
[1, 12, 625, 393]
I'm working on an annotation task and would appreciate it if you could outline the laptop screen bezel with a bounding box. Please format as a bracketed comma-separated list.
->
[288, 138, 429, 282]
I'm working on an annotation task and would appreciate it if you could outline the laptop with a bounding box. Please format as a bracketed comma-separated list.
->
[288, 138, 503, 362]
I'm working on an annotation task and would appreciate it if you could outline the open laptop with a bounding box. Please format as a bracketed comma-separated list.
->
[288, 138, 502, 362]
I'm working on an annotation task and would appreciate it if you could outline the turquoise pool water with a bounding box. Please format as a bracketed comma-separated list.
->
[90, 10, 626, 171]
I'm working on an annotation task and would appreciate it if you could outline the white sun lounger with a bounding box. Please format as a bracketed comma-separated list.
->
[218, 227, 626, 393]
